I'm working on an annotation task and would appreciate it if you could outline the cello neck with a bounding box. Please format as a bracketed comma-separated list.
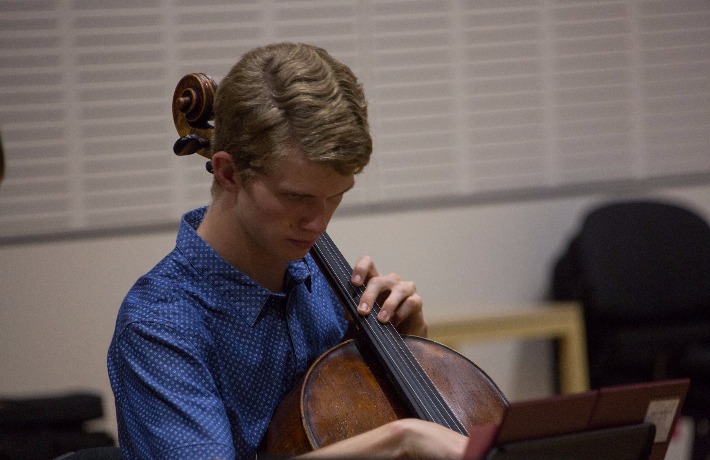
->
[309, 232, 469, 435]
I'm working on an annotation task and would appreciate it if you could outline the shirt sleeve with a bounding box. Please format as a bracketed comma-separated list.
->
[110, 320, 236, 460]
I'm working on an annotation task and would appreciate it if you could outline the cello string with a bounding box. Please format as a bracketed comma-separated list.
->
[311, 237, 434, 413]
[314, 235, 463, 432]
[312, 237, 444, 426]
[313, 234, 467, 434]
[315, 234, 453, 419]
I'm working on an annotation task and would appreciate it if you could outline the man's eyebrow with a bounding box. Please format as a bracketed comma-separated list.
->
[281, 181, 355, 198]
[335, 182, 355, 197]
[306, 184, 354, 198]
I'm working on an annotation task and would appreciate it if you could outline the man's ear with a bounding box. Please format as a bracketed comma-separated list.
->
[210, 151, 241, 191]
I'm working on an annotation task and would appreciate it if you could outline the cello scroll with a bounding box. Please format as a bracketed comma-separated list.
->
[171, 72, 217, 159]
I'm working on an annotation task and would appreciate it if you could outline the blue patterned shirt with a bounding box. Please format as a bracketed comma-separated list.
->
[107, 207, 349, 459]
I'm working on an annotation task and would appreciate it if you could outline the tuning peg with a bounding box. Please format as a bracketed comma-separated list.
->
[173, 134, 210, 156]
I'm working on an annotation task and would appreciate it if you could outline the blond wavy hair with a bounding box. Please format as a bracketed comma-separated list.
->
[211, 42, 372, 184]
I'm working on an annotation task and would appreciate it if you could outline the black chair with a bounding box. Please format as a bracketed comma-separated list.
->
[551, 199, 710, 460]
[54, 447, 123, 460]
[0, 392, 115, 460]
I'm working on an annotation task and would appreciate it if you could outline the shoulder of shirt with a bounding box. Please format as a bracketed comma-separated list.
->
[116, 247, 207, 331]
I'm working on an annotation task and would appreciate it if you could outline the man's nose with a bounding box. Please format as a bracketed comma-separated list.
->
[301, 203, 329, 234]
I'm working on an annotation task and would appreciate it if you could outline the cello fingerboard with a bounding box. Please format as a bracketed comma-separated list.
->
[310, 232, 468, 435]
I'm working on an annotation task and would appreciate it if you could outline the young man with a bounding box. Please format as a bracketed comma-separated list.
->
[108, 43, 468, 459]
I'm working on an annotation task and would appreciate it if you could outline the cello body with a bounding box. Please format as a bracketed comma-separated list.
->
[261, 337, 507, 455]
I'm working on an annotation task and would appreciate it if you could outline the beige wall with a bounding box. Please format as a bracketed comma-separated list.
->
[1, 183, 709, 439]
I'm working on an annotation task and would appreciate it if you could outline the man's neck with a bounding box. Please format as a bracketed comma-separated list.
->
[196, 204, 288, 293]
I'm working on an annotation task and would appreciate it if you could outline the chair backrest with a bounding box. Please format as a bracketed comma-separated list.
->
[54, 447, 123, 460]
[554, 199, 710, 324]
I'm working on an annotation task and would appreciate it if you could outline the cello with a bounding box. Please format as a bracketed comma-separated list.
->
[172, 73, 508, 455]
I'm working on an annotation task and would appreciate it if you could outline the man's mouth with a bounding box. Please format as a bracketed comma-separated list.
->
[288, 238, 317, 250]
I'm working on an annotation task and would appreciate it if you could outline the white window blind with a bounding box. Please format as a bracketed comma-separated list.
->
[1, 0, 709, 241]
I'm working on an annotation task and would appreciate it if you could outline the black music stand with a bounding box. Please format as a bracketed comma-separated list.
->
[464, 379, 689, 460]
[484, 422, 655, 460]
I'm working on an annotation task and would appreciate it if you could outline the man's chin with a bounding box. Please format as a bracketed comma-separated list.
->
[281, 246, 311, 264]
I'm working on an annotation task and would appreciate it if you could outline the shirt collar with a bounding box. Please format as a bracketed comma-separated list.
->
[176, 206, 314, 326]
